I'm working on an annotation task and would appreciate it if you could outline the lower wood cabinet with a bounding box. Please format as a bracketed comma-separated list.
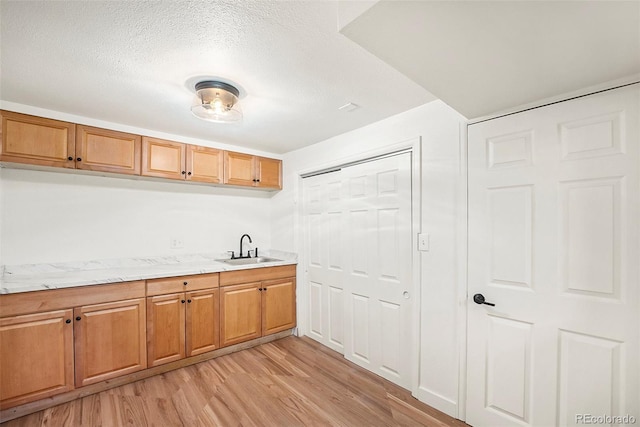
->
[0, 266, 295, 414]
[147, 288, 220, 367]
[0, 309, 74, 409]
[220, 282, 262, 347]
[262, 278, 297, 335]
[74, 298, 147, 387]
[220, 266, 296, 347]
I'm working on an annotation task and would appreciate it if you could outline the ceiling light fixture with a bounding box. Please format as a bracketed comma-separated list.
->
[191, 80, 243, 123]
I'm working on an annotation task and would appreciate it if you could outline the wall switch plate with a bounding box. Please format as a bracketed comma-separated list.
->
[418, 233, 429, 251]
[170, 237, 184, 249]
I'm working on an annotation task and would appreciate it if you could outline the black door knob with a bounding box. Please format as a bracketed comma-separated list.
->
[76, 157, 82, 162]
[473, 294, 495, 307]
[65, 319, 71, 324]
[68, 156, 73, 161]
[181, 300, 185, 304]
[183, 282, 188, 286]
[75, 316, 81, 321]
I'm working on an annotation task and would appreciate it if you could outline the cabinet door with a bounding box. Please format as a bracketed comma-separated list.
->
[262, 278, 296, 336]
[146, 293, 186, 367]
[141, 136, 186, 180]
[74, 298, 146, 387]
[0, 310, 74, 409]
[256, 157, 282, 189]
[223, 151, 255, 187]
[186, 289, 219, 356]
[220, 282, 262, 347]
[76, 125, 141, 175]
[0, 110, 76, 168]
[187, 145, 224, 183]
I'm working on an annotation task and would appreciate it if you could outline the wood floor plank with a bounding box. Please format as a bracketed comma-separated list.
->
[2, 336, 466, 427]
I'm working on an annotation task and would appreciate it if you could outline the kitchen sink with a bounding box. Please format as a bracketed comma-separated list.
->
[216, 256, 282, 266]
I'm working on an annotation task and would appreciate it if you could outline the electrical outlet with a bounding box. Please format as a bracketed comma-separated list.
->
[170, 237, 184, 249]
[418, 233, 429, 251]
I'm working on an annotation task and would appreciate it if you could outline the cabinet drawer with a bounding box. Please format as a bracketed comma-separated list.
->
[0, 281, 146, 318]
[219, 265, 296, 286]
[146, 273, 219, 296]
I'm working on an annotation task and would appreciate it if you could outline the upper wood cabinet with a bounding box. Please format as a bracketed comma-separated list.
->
[224, 151, 282, 190]
[0, 309, 75, 409]
[0, 112, 142, 176]
[1, 110, 282, 190]
[76, 125, 141, 175]
[256, 156, 282, 189]
[142, 137, 224, 183]
[0, 111, 76, 168]
[74, 298, 147, 387]
[187, 145, 224, 183]
[141, 137, 186, 180]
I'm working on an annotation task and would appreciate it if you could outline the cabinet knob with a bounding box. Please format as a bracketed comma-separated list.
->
[187, 299, 192, 303]
[67, 157, 73, 161]
[181, 300, 185, 304]
[183, 282, 188, 286]
[181, 171, 186, 175]
[75, 316, 81, 321]
[76, 157, 82, 162]
[65, 319, 71, 324]
[256, 179, 260, 183]
[187, 172, 192, 176]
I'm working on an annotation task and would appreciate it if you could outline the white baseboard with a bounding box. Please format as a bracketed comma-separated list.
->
[414, 386, 458, 419]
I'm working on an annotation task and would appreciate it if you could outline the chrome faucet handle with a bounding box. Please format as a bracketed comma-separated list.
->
[226, 250, 235, 259]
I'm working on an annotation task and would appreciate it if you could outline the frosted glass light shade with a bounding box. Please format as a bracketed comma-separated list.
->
[191, 81, 243, 123]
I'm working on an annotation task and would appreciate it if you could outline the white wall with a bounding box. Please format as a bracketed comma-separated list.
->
[0, 168, 272, 265]
[271, 100, 467, 416]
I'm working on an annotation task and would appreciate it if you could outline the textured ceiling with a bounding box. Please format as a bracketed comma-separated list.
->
[0, 1, 435, 154]
[342, 1, 640, 119]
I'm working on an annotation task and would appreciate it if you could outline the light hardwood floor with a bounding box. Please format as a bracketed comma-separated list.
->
[2, 336, 467, 426]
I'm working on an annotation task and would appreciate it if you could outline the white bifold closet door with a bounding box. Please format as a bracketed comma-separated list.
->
[466, 84, 639, 426]
[303, 152, 413, 389]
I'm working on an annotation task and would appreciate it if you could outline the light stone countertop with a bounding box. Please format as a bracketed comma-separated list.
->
[0, 250, 297, 294]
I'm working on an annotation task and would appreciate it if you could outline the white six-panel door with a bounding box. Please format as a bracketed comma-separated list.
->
[303, 152, 413, 389]
[304, 170, 347, 353]
[466, 84, 639, 426]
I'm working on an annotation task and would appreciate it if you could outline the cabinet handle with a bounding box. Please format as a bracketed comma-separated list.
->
[76, 157, 82, 162]
[67, 157, 73, 161]
[256, 179, 260, 183]
[258, 288, 262, 291]
[187, 172, 192, 176]
[263, 287, 267, 291]
[252, 179, 257, 182]
[75, 316, 81, 321]
[181, 171, 186, 175]
[181, 300, 185, 304]
[187, 299, 192, 303]
[183, 281, 188, 286]
[65, 319, 71, 324]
